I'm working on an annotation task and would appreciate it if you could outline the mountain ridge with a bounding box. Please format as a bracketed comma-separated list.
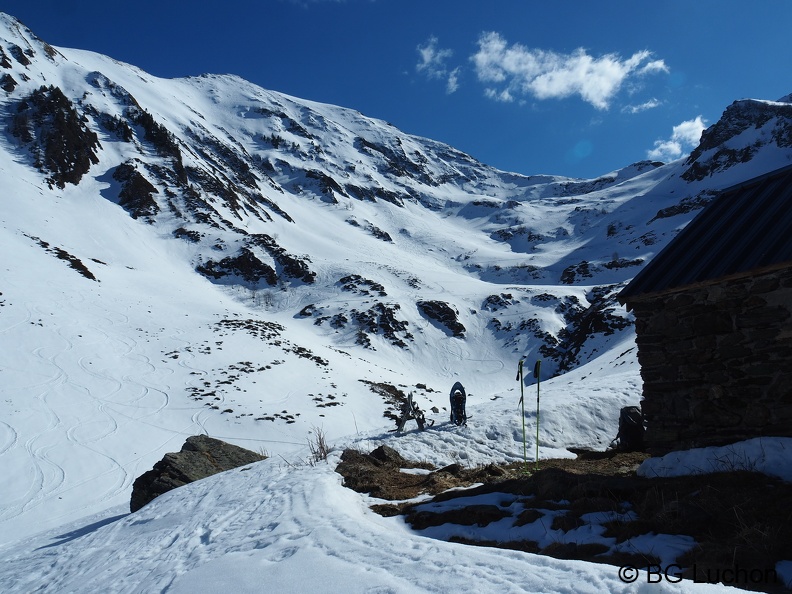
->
[2, 9, 791, 382]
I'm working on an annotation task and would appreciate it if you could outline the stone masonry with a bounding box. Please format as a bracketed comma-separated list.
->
[629, 265, 792, 454]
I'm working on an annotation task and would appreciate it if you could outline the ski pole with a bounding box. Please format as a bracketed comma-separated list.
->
[534, 360, 542, 472]
[516, 359, 527, 470]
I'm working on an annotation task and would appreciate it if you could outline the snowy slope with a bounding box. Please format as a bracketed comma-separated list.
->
[0, 443, 740, 594]
[1, 11, 792, 592]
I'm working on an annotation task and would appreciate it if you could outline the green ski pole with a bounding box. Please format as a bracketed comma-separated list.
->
[533, 360, 542, 472]
[516, 359, 527, 471]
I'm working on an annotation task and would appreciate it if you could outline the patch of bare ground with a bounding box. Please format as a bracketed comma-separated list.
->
[336, 446, 791, 593]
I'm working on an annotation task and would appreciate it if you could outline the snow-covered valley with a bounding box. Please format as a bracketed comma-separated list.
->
[1, 11, 792, 592]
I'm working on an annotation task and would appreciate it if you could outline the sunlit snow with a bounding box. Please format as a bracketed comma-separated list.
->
[1, 11, 790, 593]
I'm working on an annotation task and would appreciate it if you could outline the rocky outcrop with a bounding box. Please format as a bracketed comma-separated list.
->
[130, 435, 266, 512]
[335, 446, 502, 501]
[353, 302, 413, 349]
[416, 300, 466, 338]
[113, 161, 160, 220]
[248, 234, 316, 285]
[682, 99, 792, 181]
[196, 247, 278, 285]
[196, 234, 316, 288]
[10, 85, 100, 188]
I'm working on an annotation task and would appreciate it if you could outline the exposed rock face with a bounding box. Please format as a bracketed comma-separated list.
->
[682, 99, 792, 181]
[113, 161, 160, 220]
[10, 85, 100, 188]
[130, 435, 266, 512]
[196, 235, 316, 287]
[352, 302, 413, 349]
[416, 300, 466, 338]
[196, 247, 278, 285]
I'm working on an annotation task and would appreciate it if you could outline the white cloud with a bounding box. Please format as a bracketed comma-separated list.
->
[647, 116, 708, 162]
[484, 87, 514, 103]
[416, 36, 452, 76]
[416, 37, 459, 94]
[471, 32, 668, 110]
[446, 67, 461, 94]
[622, 98, 662, 114]
[638, 59, 669, 75]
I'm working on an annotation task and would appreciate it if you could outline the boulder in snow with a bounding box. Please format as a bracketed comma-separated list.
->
[130, 435, 266, 512]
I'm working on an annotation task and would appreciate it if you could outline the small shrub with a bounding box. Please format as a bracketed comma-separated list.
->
[308, 426, 331, 464]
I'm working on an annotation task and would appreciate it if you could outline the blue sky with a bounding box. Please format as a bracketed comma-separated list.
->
[5, 0, 792, 179]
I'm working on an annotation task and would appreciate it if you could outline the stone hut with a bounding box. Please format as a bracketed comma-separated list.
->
[618, 165, 792, 454]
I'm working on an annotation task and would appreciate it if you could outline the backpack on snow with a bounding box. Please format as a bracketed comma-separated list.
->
[611, 406, 644, 451]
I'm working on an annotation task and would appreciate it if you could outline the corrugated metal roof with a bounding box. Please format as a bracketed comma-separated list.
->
[618, 164, 792, 303]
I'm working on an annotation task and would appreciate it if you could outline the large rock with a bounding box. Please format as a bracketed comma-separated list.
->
[130, 435, 265, 512]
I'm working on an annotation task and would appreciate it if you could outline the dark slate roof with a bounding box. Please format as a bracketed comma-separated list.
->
[618, 164, 792, 303]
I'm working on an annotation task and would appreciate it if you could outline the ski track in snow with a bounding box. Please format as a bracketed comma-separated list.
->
[0, 421, 19, 457]
[0, 300, 33, 335]
[0, 294, 221, 534]
[23, 339, 72, 512]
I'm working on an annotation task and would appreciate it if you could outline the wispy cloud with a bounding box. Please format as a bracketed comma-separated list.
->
[416, 37, 459, 94]
[622, 98, 662, 114]
[647, 116, 707, 161]
[446, 67, 461, 94]
[470, 32, 668, 110]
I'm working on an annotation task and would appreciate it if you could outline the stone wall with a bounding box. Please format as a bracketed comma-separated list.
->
[629, 265, 792, 454]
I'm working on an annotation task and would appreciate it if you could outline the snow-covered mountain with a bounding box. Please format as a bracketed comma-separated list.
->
[1, 12, 792, 592]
